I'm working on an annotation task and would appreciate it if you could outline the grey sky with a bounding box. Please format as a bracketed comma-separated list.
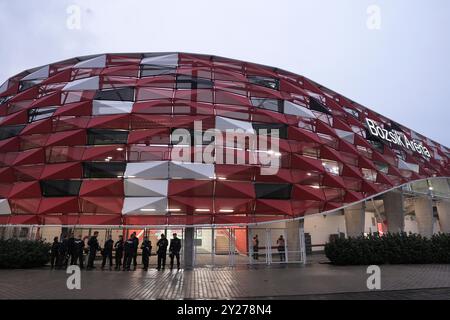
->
[0, 0, 449, 146]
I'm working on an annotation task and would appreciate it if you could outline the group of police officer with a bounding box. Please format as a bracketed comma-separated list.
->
[50, 232, 182, 271]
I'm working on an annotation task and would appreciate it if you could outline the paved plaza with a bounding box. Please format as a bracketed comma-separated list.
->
[1, 259, 450, 299]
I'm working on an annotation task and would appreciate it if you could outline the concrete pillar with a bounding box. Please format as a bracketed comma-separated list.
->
[383, 190, 405, 233]
[436, 200, 450, 233]
[414, 197, 434, 238]
[344, 202, 365, 238]
[183, 227, 195, 270]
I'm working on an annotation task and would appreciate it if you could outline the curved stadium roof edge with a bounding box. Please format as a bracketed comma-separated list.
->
[0, 52, 448, 226]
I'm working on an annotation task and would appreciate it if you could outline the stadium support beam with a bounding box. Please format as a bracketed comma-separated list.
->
[184, 227, 195, 270]
[436, 200, 450, 233]
[414, 196, 434, 238]
[344, 202, 365, 238]
[383, 190, 405, 233]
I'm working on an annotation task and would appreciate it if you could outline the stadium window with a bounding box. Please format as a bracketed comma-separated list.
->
[83, 162, 126, 178]
[28, 106, 57, 123]
[175, 75, 213, 90]
[40, 180, 82, 197]
[253, 123, 288, 139]
[0, 124, 25, 140]
[343, 107, 359, 119]
[94, 87, 135, 101]
[255, 183, 292, 200]
[140, 65, 177, 77]
[247, 76, 279, 90]
[18, 80, 41, 92]
[251, 98, 283, 113]
[309, 97, 331, 115]
[87, 129, 129, 145]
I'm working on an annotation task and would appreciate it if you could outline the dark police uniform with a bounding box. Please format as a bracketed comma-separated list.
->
[141, 239, 152, 271]
[67, 236, 75, 265]
[50, 239, 60, 269]
[169, 237, 182, 269]
[132, 236, 139, 268]
[123, 238, 134, 271]
[156, 237, 169, 270]
[101, 238, 114, 269]
[72, 238, 85, 268]
[57, 236, 69, 268]
[87, 235, 101, 269]
[114, 239, 124, 270]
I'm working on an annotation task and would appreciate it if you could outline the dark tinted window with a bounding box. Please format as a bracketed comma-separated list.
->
[141, 65, 176, 77]
[40, 180, 82, 197]
[19, 80, 41, 92]
[87, 129, 129, 145]
[248, 76, 279, 90]
[0, 125, 25, 140]
[253, 123, 288, 139]
[83, 162, 126, 178]
[255, 183, 292, 200]
[94, 87, 135, 101]
[251, 98, 283, 113]
[176, 75, 213, 89]
[309, 97, 331, 115]
[28, 106, 57, 123]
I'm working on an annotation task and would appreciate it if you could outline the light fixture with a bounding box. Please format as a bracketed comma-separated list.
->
[311, 185, 320, 189]
[219, 209, 234, 213]
[126, 175, 136, 178]
[218, 177, 227, 180]
[107, 156, 113, 159]
[140, 208, 156, 212]
[116, 147, 124, 151]
[105, 158, 111, 162]
[195, 209, 210, 212]
[428, 186, 434, 191]
[167, 208, 181, 212]
[307, 173, 312, 176]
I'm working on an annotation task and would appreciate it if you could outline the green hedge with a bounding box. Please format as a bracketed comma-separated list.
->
[0, 239, 51, 269]
[325, 232, 450, 265]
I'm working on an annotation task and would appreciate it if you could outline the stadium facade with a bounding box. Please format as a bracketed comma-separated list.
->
[0, 53, 449, 266]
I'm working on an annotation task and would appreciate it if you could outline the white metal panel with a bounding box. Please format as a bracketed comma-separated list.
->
[284, 101, 316, 118]
[74, 55, 107, 69]
[216, 116, 255, 133]
[124, 161, 169, 179]
[122, 197, 167, 215]
[141, 53, 178, 66]
[398, 159, 419, 173]
[0, 199, 11, 215]
[22, 65, 50, 81]
[92, 100, 133, 115]
[63, 76, 100, 91]
[0, 80, 9, 94]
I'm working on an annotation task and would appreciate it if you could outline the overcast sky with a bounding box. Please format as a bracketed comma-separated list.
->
[0, 0, 449, 146]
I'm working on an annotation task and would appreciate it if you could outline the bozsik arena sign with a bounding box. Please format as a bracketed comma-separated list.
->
[365, 118, 432, 158]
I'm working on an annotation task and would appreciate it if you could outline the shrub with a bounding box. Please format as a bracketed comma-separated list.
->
[0, 239, 51, 269]
[325, 232, 450, 265]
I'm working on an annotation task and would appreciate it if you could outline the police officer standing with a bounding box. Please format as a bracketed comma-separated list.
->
[57, 233, 69, 269]
[156, 233, 168, 270]
[141, 236, 152, 271]
[67, 233, 75, 265]
[123, 234, 135, 271]
[50, 236, 60, 269]
[87, 231, 101, 270]
[132, 232, 139, 270]
[169, 233, 182, 270]
[72, 234, 85, 269]
[101, 235, 114, 270]
[114, 235, 124, 270]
